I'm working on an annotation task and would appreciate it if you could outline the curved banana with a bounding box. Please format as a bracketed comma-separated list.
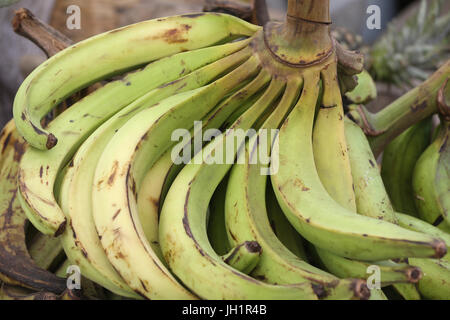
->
[221, 241, 262, 274]
[60, 46, 254, 299]
[92, 56, 264, 299]
[344, 117, 425, 298]
[208, 175, 233, 256]
[314, 248, 422, 286]
[265, 185, 308, 261]
[344, 117, 398, 222]
[0, 120, 66, 293]
[381, 118, 433, 217]
[412, 117, 450, 226]
[270, 67, 446, 261]
[224, 76, 368, 300]
[313, 62, 356, 212]
[160, 74, 327, 299]
[18, 39, 251, 237]
[312, 74, 418, 297]
[13, 13, 259, 150]
[137, 75, 266, 260]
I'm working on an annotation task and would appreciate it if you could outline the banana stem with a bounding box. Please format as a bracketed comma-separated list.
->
[264, 0, 333, 66]
[347, 60, 450, 157]
[286, 0, 331, 23]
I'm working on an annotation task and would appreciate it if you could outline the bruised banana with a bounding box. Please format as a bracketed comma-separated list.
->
[18, 39, 251, 237]
[224, 75, 369, 300]
[13, 13, 259, 150]
[271, 67, 446, 262]
[0, 120, 66, 293]
[381, 118, 433, 217]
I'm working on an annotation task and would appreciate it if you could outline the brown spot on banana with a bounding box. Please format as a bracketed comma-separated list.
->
[107, 161, 119, 186]
[112, 209, 121, 221]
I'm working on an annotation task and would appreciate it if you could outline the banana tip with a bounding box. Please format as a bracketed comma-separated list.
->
[406, 267, 422, 283]
[46, 133, 58, 149]
[244, 241, 262, 254]
[432, 239, 447, 259]
[351, 280, 370, 300]
[54, 219, 67, 237]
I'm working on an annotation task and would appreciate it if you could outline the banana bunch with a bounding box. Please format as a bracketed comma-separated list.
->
[2, 0, 449, 300]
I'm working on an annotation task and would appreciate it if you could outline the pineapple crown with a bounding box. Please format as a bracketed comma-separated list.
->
[370, 0, 450, 89]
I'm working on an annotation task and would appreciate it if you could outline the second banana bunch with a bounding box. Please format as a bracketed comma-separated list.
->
[1, 1, 449, 300]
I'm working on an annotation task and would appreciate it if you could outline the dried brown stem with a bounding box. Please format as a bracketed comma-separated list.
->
[203, 0, 253, 22]
[252, 0, 270, 26]
[12, 8, 72, 58]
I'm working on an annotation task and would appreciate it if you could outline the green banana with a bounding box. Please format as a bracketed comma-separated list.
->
[13, 13, 259, 150]
[135, 72, 268, 275]
[344, 116, 425, 299]
[408, 258, 450, 300]
[160, 74, 324, 299]
[396, 212, 450, 259]
[27, 231, 64, 271]
[311, 69, 419, 297]
[208, 175, 233, 256]
[314, 248, 422, 286]
[344, 117, 398, 222]
[0, 120, 66, 293]
[390, 283, 421, 300]
[345, 70, 377, 105]
[92, 56, 263, 299]
[265, 185, 308, 261]
[369, 289, 388, 300]
[271, 65, 446, 262]
[381, 118, 433, 217]
[224, 75, 369, 300]
[396, 212, 450, 298]
[412, 117, 450, 226]
[58, 44, 253, 299]
[313, 65, 356, 211]
[221, 241, 262, 274]
[18, 39, 251, 237]
[135, 69, 269, 265]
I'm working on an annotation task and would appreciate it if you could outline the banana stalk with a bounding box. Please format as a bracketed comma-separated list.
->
[347, 60, 450, 157]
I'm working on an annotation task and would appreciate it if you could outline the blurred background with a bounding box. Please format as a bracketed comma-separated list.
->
[0, 0, 448, 127]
